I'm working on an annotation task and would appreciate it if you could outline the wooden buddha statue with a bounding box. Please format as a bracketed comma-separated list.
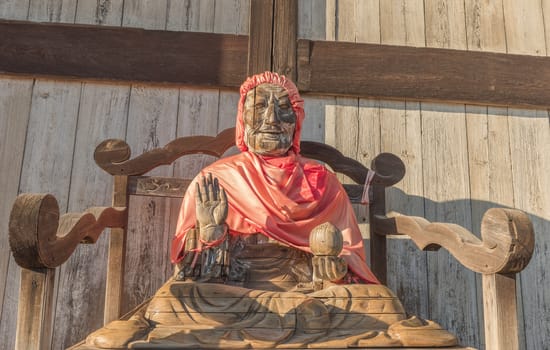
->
[86, 72, 458, 349]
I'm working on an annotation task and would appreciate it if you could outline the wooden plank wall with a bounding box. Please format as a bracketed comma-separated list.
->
[299, 1, 550, 349]
[0, 1, 249, 350]
[0, 1, 548, 349]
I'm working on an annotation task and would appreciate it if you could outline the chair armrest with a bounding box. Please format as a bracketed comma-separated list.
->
[9, 193, 127, 269]
[372, 207, 534, 274]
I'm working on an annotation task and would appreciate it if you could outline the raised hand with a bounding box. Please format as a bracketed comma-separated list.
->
[195, 173, 228, 242]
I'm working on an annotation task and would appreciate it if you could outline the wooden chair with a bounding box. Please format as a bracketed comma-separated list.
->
[8, 127, 534, 350]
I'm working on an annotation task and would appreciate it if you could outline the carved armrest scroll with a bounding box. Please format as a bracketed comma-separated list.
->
[373, 208, 534, 274]
[9, 193, 127, 269]
[300, 143, 405, 187]
[94, 127, 236, 176]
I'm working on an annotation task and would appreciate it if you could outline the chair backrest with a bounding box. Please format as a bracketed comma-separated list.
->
[92, 126, 405, 321]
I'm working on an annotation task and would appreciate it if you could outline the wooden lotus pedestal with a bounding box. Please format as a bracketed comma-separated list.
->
[8, 128, 534, 350]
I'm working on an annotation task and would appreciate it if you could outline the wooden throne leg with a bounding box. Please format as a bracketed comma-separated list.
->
[15, 268, 55, 350]
[482, 273, 520, 350]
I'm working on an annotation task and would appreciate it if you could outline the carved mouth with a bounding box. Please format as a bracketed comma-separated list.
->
[259, 132, 282, 140]
[258, 129, 282, 137]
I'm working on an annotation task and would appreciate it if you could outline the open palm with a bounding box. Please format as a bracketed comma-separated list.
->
[195, 173, 228, 228]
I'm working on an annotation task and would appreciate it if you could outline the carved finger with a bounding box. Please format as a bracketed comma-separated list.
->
[207, 173, 213, 188]
[200, 176, 209, 201]
[317, 256, 327, 280]
[328, 257, 347, 281]
[195, 182, 203, 203]
[213, 177, 220, 201]
[207, 182, 214, 203]
[219, 187, 227, 205]
[207, 173, 216, 201]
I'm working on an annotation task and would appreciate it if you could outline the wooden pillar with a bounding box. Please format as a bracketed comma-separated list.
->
[247, 0, 274, 75]
[247, 0, 297, 78]
[104, 175, 129, 324]
[482, 273, 520, 350]
[272, 0, 298, 80]
[15, 268, 55, 350]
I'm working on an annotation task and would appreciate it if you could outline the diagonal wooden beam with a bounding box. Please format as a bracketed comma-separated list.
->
[0, 20, 248, 87]
[297, 39, 550, 109]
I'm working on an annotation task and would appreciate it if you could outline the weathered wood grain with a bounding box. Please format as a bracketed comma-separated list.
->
[0, 80, 81, 350]
[121, 85, 179, 317]
[355, 0, 381, 44]
[421, 102, 478, 347]
[104, 175, 129, 326]
[0, 0, 30, 19]
[247, 0, 273, 75]
[273, 0, 297, 79]
[9, 193, 126, 269]
[504, 2, 549, 348]
[28, 0, 77, 22]
[75, 0, 124, 25]
[379, 0, 430, 324]
[0, 21, 248, 88]
[296, 38, 550, 109]
[482, 273, 520, 350]
[14, 268, 55, 350]
[301, 96, 330, 142]
[2, 18, 550, 109]
[122, 0, 167, 30]
[165, 0, 215, 32]
[214, 0, 250, 35]
[508, 108, 550, 350]
[94, 128, 236, 176]
[463, 4, 516, 348]
[464, 0, 507, 53]
[379, 0, 425, 46]
[502, 0, 546, 56]
[52, 83, 130, 349]
[422, 5, 480, 347]
[374, 208, 534, 273]
[296, 0, 326, 40]
[174, 88, 221, 178]
[0, 77, 32, 327]
[217, 91, 241, 132]
[544, 0, 550, 55]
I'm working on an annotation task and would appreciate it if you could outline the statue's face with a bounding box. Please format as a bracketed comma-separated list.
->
[243, 83, 296, 156]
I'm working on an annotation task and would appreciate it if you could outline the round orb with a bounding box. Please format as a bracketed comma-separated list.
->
[309, 222, 344, 256]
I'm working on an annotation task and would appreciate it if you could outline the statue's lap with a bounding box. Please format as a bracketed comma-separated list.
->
[85, 241, 458, 349]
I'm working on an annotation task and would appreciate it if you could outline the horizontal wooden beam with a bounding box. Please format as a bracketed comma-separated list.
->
[297, 39, 550, 109]
[0, 20, 248, 88]
[2, 20, 550, 109]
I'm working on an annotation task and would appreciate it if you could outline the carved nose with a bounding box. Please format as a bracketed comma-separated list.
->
[264, 102, 279, 125]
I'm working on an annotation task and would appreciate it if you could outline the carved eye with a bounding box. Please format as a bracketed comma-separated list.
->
[278, 99, 291, 109]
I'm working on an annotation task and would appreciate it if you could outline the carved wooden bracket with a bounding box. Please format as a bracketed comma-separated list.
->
[300, 143, 405, 187]
[373, 208, 534, 274]
[94, 128, 236, 176]
[9, 193, 127, 269]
